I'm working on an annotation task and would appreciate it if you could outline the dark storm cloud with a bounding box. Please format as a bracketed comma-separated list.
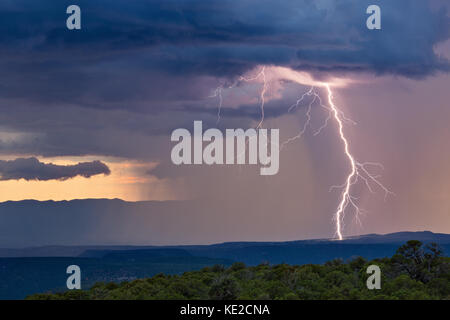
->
[0, 0, 448, 159]
[0, 0, 448, 82]
[0, 0, 448, 108]
[0, 157, 110, 181]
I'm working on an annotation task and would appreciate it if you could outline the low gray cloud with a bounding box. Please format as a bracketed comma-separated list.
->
[0, 157, 110, 181]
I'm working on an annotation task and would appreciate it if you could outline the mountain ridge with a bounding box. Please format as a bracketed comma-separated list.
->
[1, 231, 449, 258]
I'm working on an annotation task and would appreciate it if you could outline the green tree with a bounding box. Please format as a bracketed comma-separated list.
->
[208, 275, 240, 300]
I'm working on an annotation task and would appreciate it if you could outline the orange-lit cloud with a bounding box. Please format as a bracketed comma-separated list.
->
[0, 156, 177, 202]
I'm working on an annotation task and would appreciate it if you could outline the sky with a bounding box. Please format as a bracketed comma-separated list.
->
[0, 0, 449, 244]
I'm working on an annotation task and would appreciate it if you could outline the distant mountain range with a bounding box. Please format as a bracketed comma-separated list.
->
[1, 231, 449, 299]
[0, 230, 449, 259]
[80, 231, 450, 266]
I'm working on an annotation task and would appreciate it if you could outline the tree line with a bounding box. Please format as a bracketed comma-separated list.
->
[28, 241, 450, 300]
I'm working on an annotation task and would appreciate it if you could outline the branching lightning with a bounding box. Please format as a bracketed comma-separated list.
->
[240, 66, 268, 129]
[211, 66, 268, 128]
[209, 66, 393, 240]
[323, 83, 393, 240]
[325, 83, 356, 240]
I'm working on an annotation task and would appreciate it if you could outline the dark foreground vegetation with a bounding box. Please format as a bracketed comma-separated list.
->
[28, 241, 450, 300]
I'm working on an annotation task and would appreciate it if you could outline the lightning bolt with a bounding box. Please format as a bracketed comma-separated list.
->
[211, 66, 267, 128]
[209, 86, 223, 124]
[325, 84, 354, 240]
[280, 86, 333, 149]
[323, 83, 393, 240]
[209, 67, 393, 240]
[243, 66, 268, 129]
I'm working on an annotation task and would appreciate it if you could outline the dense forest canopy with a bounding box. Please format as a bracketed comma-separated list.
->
[28, 241, 450, 300]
